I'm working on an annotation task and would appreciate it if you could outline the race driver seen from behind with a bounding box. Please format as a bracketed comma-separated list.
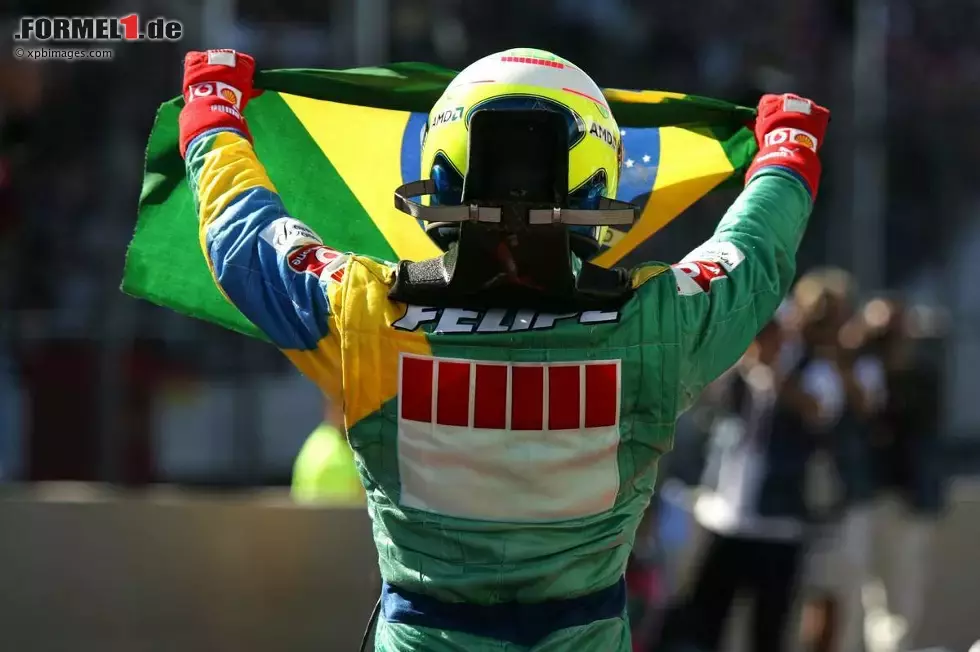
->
[177, 47, 830, 652]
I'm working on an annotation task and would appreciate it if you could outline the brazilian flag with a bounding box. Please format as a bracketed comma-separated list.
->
[124, 64, 756, 341]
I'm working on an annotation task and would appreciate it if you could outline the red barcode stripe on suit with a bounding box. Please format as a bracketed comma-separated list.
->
[401, 356, 433, 422]
[474, 364, 508, 429]
[436, 361, 471, 427]
[585, 363, 618, 427]
[510, 366, 544, 430]
[548, 366, 582, 430]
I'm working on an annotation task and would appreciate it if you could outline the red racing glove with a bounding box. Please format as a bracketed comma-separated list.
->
[178, 49, 257, 158]
[745, 93, 830, 199]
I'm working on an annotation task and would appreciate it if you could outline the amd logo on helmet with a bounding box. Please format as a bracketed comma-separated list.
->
[589, 122, 617, 150]
[432, 106, 464, 127]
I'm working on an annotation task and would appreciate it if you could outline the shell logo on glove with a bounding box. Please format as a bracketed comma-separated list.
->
[794, 133, 815, 149]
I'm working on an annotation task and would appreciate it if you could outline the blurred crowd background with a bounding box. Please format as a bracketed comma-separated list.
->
[1, 0, 979, 651]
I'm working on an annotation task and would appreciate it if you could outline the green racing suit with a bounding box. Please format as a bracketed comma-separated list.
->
[185, 126, 812, 651]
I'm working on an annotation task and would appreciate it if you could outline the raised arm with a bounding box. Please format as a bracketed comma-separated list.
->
[669, 94, 830, 409]
[178, 50, 347, 394]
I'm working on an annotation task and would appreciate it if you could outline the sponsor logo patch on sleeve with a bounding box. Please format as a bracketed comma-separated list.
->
[681, 241, 746, 272]
[259, 217, 323, 255]
[672, 241, 745, 295]
[672, 261, 727, 295]
[288, 244, 347, 283]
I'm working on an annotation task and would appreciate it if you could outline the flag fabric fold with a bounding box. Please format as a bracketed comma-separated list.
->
[124, 63, 757, 341]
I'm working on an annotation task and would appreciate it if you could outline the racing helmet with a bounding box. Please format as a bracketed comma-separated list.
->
[399, 48, 628, 254]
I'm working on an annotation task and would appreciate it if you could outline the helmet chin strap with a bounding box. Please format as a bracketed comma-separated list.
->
[396, 180, 635, 224]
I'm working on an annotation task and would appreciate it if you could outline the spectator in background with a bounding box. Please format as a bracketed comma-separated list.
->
[863, 298, 946, 652]
[659, 317, 842, 652]
[795, 269, 885, 652]
[291, 399, 364, 506]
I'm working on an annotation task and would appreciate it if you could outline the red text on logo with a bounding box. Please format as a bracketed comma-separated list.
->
[673, 260, 726, 292]
[288, 244, 345, 282]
